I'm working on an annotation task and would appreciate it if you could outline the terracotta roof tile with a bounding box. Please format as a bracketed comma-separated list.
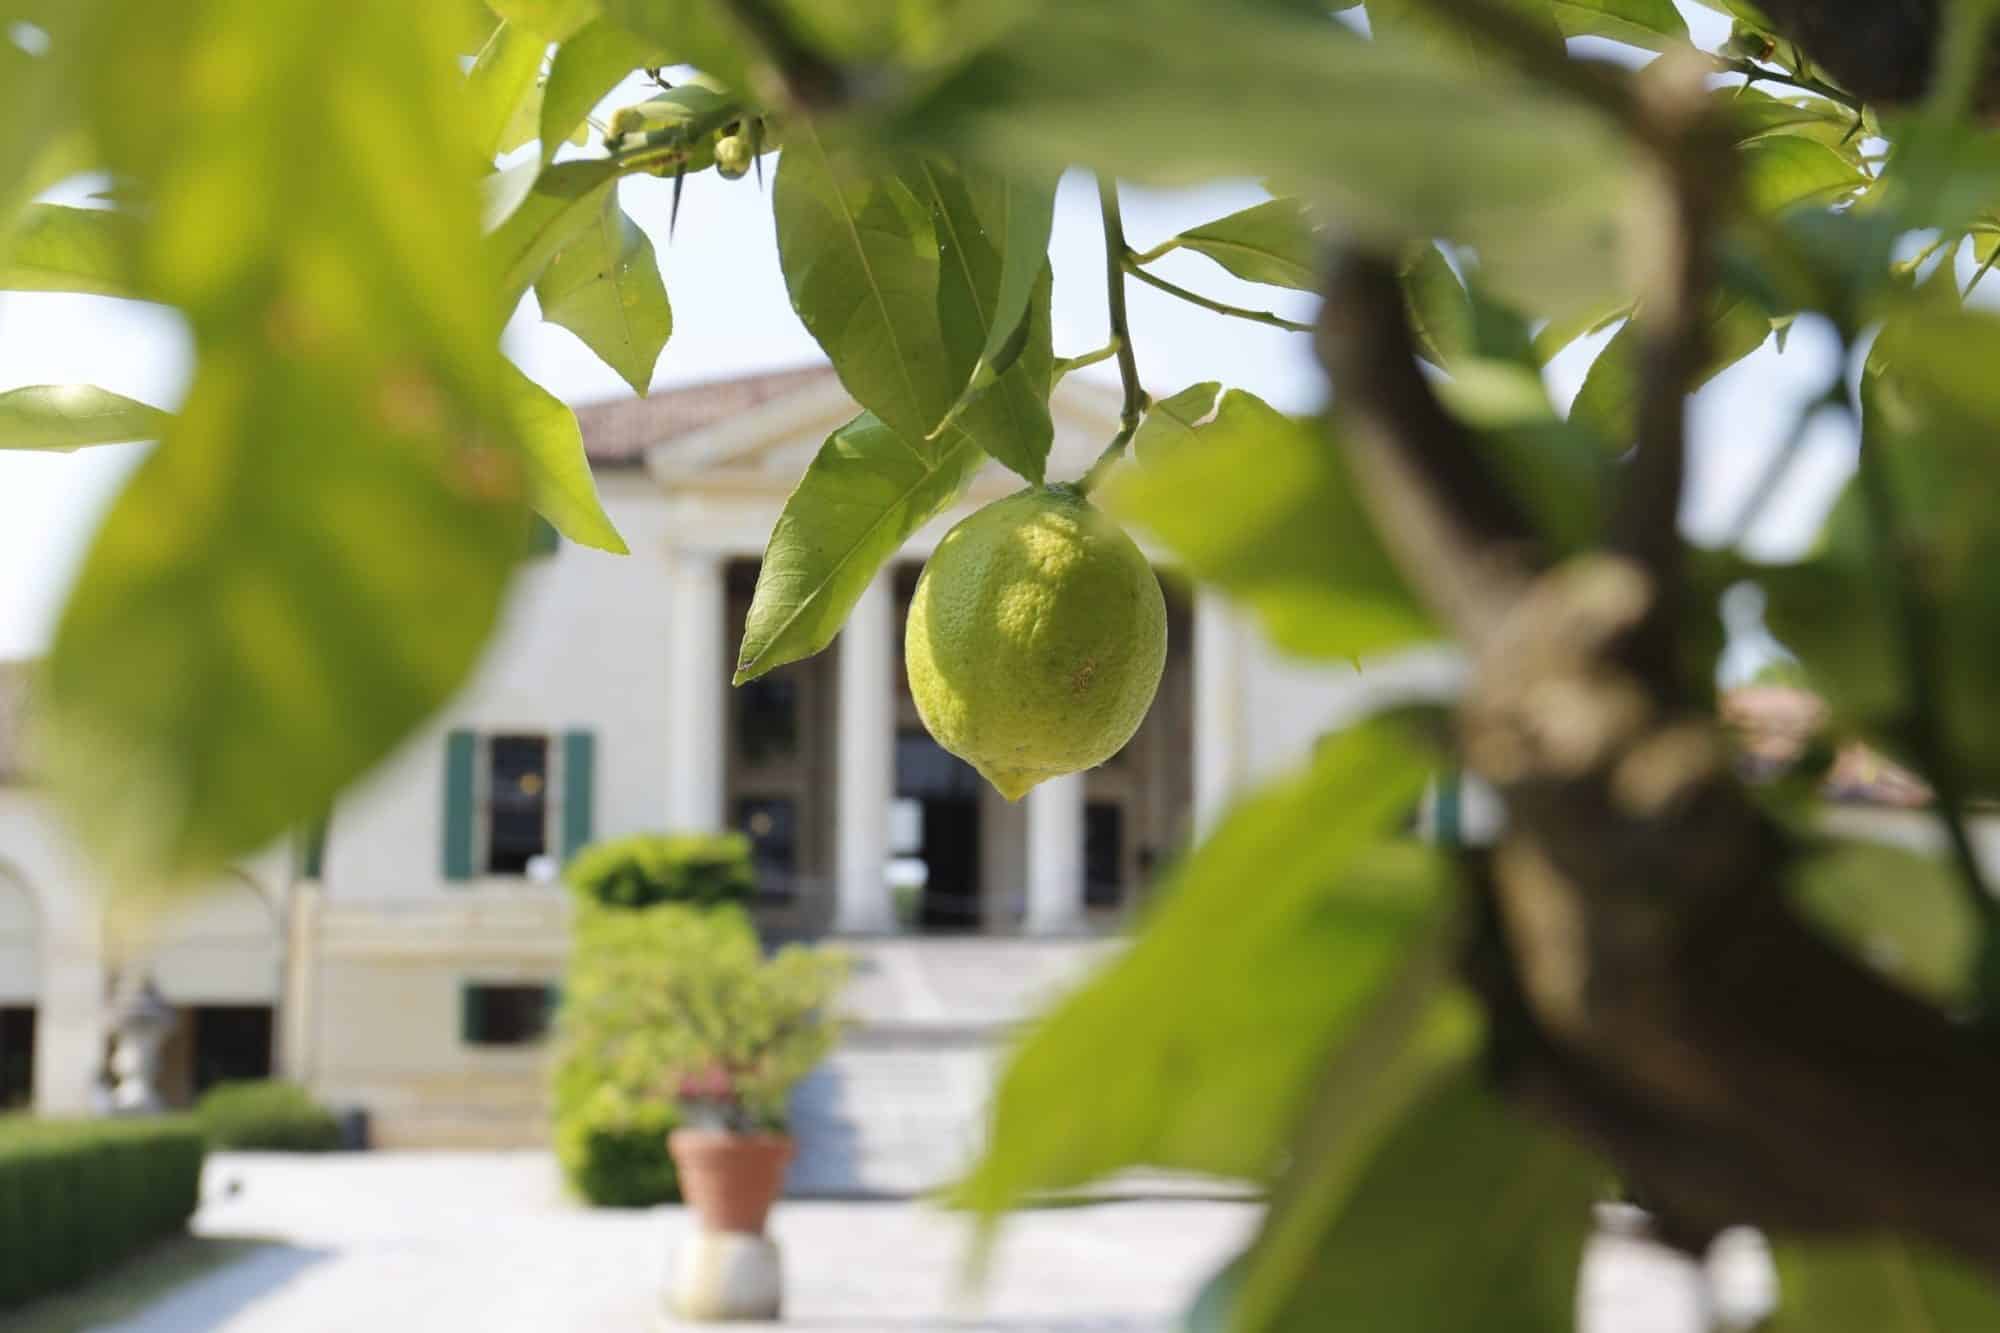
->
[575, 365, 840, 467]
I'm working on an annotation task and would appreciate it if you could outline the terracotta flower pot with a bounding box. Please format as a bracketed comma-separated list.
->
[669, 1129, 794, 1234]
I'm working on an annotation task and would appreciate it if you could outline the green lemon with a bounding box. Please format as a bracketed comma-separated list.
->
[905, 484, 1167, 800]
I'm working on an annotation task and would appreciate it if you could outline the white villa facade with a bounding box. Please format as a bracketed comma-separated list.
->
[0, 367, 1431, 1144]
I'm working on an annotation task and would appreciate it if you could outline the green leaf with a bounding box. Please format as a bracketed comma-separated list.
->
[1109, 391, 1436, 661]
[1759, 310, 2000, 794]
[0, 204, 146, 299]
[1741, 134, 1870, 215]
[486, 159, 619, 305]
[1366, 0, 1565, 79]
[924, 163, 1060, 469]
[1241, 1069, 1606, 1333]
[882, 0, 1630, 320]
[594, 0, 747, 87]
[1159, 197, 1319, 293]
[488, 0, 597, 41]
[51, 0, 529, 879]
[500, 363, 629, 554]
[734, 413, 987, 685]
[1130, 380, 1222, 463]
[0, 3, 84, 220]
[1791, 839, 1975, 1009]
[0, 384, 169, 451]
[915, 159, 1056, 481]
[1551, 0, 1690, 51]
[956, 719, 1446, 1211]
[1768, 1237, 2000, 1329]
[541, 20, 661, 165]
[1569, 298, 1773, 445]
[1401, 243, 1473, 369]
[468, 21, 548, 162]
[774, 132, 963, 448]
[533, 188, 671, 395]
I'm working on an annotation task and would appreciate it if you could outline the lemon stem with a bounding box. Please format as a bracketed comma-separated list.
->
[1081, 175, 1149, 496]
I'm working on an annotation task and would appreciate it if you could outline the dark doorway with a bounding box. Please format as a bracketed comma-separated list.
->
[0, 1007, 33, 1109]
[192, 1005, 273, 1096]
[896, 731, 983, 931]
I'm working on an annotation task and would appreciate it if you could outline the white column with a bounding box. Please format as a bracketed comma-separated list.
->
[1192, 590, 1245, 836]
[1024, 773, 1086, 935]
[666, 550, 727, 831]
[833, 575, 896, 934]
[34, 917, 106, 1116]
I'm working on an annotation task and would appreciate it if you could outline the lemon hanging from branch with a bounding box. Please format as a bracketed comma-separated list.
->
[904, 485, 1167, 800]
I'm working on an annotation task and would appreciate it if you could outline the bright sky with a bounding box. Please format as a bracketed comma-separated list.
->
[0, 5, 1859, 662]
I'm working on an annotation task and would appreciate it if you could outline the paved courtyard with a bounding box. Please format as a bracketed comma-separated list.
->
[99, 1152, 1257, 1333]
[78, 939, 1773, 1332]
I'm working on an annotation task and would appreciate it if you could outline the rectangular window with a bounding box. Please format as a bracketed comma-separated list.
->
[735, 796, 798, 902]
[460, 983, 557, 1047]
[0, 1007, 33, 1109]
[1085, 802, 1124, 909]
[486, 735, 550, 876]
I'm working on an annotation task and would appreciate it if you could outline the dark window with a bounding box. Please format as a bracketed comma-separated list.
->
[486, 735, 549, 875]
[461, 983, 556, 1046]
[298, 816, 329, 880]
[192, 1006, 273, 1096]
[1085, 802, 1124, 908]
[0, 1007, 33, 1109]
[736, 797, 798, 902]
[735, 676, 799, 766]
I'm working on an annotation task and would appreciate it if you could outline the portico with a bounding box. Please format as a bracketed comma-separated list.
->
[625, 369, 1244, 937]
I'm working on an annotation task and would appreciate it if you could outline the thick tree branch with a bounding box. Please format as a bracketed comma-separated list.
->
[1607, 62, 1731, 695]
[1314, 253, 1540, 647]
[1314, 57, 2000, 1276]
[1751, 0, 1939, 110]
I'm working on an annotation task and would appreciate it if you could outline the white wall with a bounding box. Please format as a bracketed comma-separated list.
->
[328, 473, 677, 903]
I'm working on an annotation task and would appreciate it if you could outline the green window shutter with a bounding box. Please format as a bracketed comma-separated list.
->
[459, 984, 486, 1044]
[443, 730, 478, 881]
[298, 816, 330, 880]
[561, 729, 595, 862]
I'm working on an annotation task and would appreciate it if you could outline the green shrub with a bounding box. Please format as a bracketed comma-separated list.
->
[196, 1080, 341, 1152]
[552, 1087, 681, 1208]
[560, 903, 846, 1132]
[0, 1116, 206, 1311]
[564, 832, 755, 911]
[551, 904, 757, 1205]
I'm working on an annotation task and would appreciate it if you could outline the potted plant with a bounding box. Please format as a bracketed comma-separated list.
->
[656, 932, 848, 1234]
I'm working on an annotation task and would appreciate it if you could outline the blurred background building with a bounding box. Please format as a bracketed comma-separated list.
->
[0, 367, 1421, 1143]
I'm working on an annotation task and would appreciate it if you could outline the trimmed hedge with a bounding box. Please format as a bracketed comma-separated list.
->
[196, 1080, 341, 1152]
[564, 832, 755, 911]
[0, 1116, 206, 1311]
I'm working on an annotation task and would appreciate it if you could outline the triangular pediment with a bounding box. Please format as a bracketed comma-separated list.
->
[632, 371, 1126, 493]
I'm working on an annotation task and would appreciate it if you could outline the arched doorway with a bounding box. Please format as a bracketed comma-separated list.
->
[0, 864, 37, 1108]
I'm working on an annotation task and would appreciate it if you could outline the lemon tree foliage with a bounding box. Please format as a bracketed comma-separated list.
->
[14, 0, 2000, 1324]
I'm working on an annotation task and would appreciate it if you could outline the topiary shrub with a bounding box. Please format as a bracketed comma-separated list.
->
[552, 1087, 681, 1208]
[564, 832, 755, 911]
[195, 1080, 341, 1152]
[0, 1116, 206, 1311]
[551, 904, 766, 1205]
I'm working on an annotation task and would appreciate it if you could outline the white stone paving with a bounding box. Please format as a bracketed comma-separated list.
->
[88, 939, 1777, 1332]
[96, 1152, 1257, 1333]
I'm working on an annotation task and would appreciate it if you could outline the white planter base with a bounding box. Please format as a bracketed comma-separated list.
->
[664, 1228, 782, 1323]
